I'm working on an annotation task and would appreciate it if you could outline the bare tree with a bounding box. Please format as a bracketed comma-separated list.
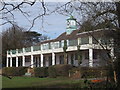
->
[2, 25, 49, 66]
[1, 0, 120, 88]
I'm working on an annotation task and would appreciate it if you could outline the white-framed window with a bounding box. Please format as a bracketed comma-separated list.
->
[42, 43, 49, 50]
[81, 37, 89, 45]
[69, 39, 78, 46]
[54, 41, 59, 49]
[71, 20, 75, 26]
[61, 40, 64, 47]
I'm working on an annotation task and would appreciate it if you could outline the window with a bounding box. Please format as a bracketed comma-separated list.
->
[75, 53, 78, 60]
[12, 50, 16, 54]
[71, 21, 75, 26]
[33, 46, 41, 51]
[93, 37, 99, 44]
[54, 42, 59, 49]
[93, 52, 97, 59]
[59, 55, 64, 64]
[49, 56, 52, 66]
[43, 57, 46, 67]
[81, 37, 89, 45]
[71, 54, 74, 65]
[18, 49, 23, 53]
[100, 38, 111, 45]
[25, 47, 31, 52]
[48, 43, 51, 49]
[61, 40, 64, 47]
[59, 41, 62, 48]
[69, 39, 78, 46]
[42, 43, 49, 50]
[25, 57, 30, 62]
[85, 52, 89, 59]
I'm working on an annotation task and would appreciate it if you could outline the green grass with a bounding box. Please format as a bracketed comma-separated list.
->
[2, 76, 85, 88]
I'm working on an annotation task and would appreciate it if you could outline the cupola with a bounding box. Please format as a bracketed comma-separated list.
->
[66, 16, 77, 35]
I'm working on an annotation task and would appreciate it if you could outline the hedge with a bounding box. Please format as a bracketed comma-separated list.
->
[48, 64, 73, 77]
[48, 66, 57, 78]
[68, 67, 108, 79]
[34, 67, 48, 77]
[2, 67, 27, 76]
[79, 67, 108, 78]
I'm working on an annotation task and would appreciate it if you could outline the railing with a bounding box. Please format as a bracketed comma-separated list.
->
[7, 37, 99, 55]
[25, 47, 31, 52]
[12, 50, 16, 54]
[18, 49, 23, 53]
[69, 39, 78, 46]
[80, 37, 89, 45]
[33, 46, 41, 51]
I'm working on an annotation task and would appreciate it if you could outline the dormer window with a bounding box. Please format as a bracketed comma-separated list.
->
[71, 20, 76, 26]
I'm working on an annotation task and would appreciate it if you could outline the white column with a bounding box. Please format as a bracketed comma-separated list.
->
[67, 40, 69, 46]
[22, 48, 25, 67]
[41, 54, 43, 67]
[22, 56, 25, 67]
[10, 50, 12, 67]
[52, 52, 55, 65]
[31, 55, 33, 68]
[16, 49, 18, 67]
[6, 57, 9, 67]
[10, 57, 12, 67]
[6, 51, 9, 67]
[89, 36, 92, 44]
[16, 57, 18, 67]
[89, 49, 93, 67]
[31, 46, 34, 68]
[78, 38, 81, 45]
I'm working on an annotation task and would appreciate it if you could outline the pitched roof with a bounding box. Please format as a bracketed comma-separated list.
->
[37, 28, 115, 45]
[38, 29, 80, 45]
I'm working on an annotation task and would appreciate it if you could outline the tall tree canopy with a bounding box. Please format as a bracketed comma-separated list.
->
[2, 25, 49, 66]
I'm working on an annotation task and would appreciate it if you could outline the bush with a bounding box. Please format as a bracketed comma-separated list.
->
[47, 65, 73, 78]
[16, 67, 27, 76]
[69, 67, 81, 79]
[69, 67, 107, 79]
[79, 67, 107, 78]
[34, 67, 48, 77]
[48, 66, 57, 78]
[2, 67, 27, 76]
[52, 64, 73, 77]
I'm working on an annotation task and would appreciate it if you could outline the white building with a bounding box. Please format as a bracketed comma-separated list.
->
[6, 16, 114, 68]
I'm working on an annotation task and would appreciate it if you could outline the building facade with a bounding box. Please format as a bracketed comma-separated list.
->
[6, 16, 114, 68]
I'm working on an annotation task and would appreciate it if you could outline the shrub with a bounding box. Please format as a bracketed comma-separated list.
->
[79, 67, 107, 78]
[34, 67, 48, 77]
[69, 67, 81, 79]
[69, 67, 107, 79]
[2, 67, 27, 76]
[48, 66, 57, 78]
[16, 67, 27, 76]
[54, 64, 73, 77]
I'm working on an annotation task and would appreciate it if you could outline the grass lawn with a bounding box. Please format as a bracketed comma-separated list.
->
[2, 76, 85, 88]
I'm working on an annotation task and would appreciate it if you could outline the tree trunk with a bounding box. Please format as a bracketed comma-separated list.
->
[116, 2, 120, 28]
[64, 52, 67, 64]
[115, 2, 120, 89]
